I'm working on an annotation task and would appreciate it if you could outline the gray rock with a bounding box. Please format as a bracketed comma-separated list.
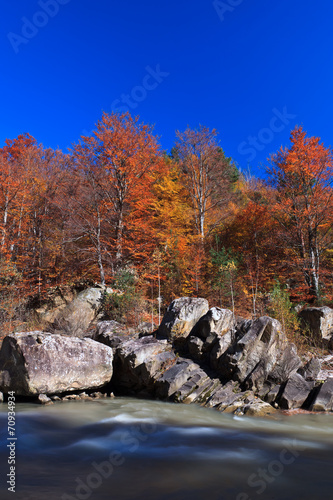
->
[184, 378, 222, 405]
[114, 336, 175, 392]
[62, 394, 80, 401]
[294, 304, 303, 314]
[140, 350, 177, 389]
[48, 287, 106, 337]
[265, 385, 281, 405]
[187, 336, 204, 360]
[310, 378, 333, 411]
[174, 369, 210, 403]
[268, 344, 302, 385]
[50, 395, 61, 401]
[77, 392, 90, 400]
[205, 381, 243, 409]
[93, 320, 137, 348]
[243, 400, 278, 417]
[212, 389, 275, 416]
[256, 384, 272, 400]
[0, 332, 113, 396]
[316, 354, 333, 381]
[299, 307, 333, 344]
[235, 318, 253, 339]
[210, 330, 234, 370]
[137, 322, 154, 337]
[244, 357, 274, 391]
[190, 307, 234, 340]
[113, 331, 223, 405]
[298, 357, 322, 381]
[154, 358, 199, 399]
[279, 373, 314, 409]
[96, 320, 125, 335]
[186, 307, 234, 361]
[38, 394, 53, 405]
[216, 316, 286, 388]
[90, 392, 106, 398]
[158, 297, 209, 344]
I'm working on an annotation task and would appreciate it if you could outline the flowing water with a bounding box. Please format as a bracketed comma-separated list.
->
[1, 397, 333, 500]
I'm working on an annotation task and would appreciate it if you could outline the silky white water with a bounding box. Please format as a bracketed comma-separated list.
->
[1, 397, 333, 499]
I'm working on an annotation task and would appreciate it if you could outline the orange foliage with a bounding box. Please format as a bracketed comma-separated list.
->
[267, 126, 333, 300]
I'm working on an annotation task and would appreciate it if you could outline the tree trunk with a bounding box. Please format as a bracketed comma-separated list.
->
[200, 211, 205, 240]
[309, 246, 320, 299]
[96, 210, 105, 286]
[115, 209, 123, 265]
[1, 194, 9, 249]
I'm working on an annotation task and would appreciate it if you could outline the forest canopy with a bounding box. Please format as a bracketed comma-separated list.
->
[1, 114, 332, 334]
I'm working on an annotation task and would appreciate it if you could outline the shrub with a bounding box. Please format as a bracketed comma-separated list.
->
[102, 268, 142, 324]
[267, 280, 300, 335]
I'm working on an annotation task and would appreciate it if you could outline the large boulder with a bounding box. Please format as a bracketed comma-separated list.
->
[113, 336, 176, 392]
[178, 375, 222, 405]
[210, 318, 253, 372]
[114, 334, 225, 406]
[0, 332, 113, 396]
[210, 330, 235, 370]
[299, 307, 333, 345]
[153, 357, 223, 405]
[310, 378, 333, 411]
[154, 358, 202, 400]
[268, 343, 302, 385]
[279, 373, 315, 410]
[158, 297, 209, 344]
[187, 307, 234, 360]
[93, 320, 137, 348]
[216, 316, 287, 390]
[190, 307, 234, 340]
[35, 288, 76, 323]
[298, 357, 322, 381]
[48, 287, 107, 337]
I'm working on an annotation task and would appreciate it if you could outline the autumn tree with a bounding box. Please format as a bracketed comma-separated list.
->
[0, 134, 71, 335]
[0, 134, 48, 294]
[71, 112, 164, 283]
[65, 140, 113, 285]
[149, 158, 195, 299]
[0, 134, 37, 262]
[212, 173, 288, 317]
[30, 148, 82, 290]
[267, 126, 333, 300]
[173, 126, 237, 240]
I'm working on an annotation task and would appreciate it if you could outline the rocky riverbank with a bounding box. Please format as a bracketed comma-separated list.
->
[1, 294, 333, 416]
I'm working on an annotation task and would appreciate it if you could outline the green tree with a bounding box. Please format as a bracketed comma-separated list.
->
[210, 243, 239, 314]
[267, 280, 299, 335]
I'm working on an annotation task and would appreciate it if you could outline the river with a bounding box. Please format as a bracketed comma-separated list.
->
[0, 397, 333, 500]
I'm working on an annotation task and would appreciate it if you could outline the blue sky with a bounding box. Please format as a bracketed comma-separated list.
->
[1, 0, 333, 177]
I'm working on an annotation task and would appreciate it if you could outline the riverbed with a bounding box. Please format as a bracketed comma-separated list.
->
[1, 397, 333, 499]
